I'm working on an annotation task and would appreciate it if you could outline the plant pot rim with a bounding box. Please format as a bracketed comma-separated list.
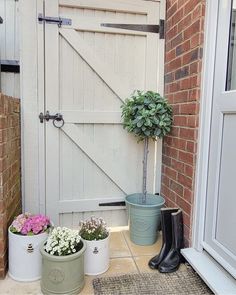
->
[125, 193, 165, 208]
[40, 240, 86, 261]
[81, 233, 110, 242]
[8, 226, 50, 238]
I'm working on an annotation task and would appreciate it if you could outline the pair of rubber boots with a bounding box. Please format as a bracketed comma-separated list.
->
[149, 208, 184, 273]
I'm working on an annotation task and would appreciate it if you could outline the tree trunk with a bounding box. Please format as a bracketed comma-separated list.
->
[142, 137, 149, 204]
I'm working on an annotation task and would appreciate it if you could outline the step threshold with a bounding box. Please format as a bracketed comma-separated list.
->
[181, 248, 236, 295]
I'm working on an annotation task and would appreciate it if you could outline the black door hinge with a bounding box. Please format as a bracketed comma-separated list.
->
[101, 19, 165, 39]
[38, 14, 72, 27]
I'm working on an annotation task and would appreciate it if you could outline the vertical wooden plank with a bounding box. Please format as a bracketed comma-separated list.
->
[145, 7, 159, 90]
[59, 37, 74, 202]
[100, 10, 115, 198]
[0, 0, 6, 92]
[155, 0, 165, 194]
[72, 61, 85, 200]
[145, 2, 162, 194]
[45, 0, 60, 224]
[20, 0, 42, 213]
[37, 0, 46, 214]
[14, 0, 20, 98]
[71, 6, 85, 203]
[60, 38, 74, 109]
[60, 132, 73, 200]
[93, 11, 106, 199]
[0, 0, 6, 60]
[1, 0, 19, 97]
[60, 213, 73, 227]
[133, 14, 146, 90]
[83, 8, 95, 201]
[5, 0, 15, 60]
[3, 0, 15, 96]
[71, 8, 84, 110]
[157, 0, 165, 96]
[0, 0, 6, 94]
[14, 1, 20, 61]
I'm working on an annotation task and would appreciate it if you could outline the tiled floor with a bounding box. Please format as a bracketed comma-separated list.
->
[0, 227, 165, 295]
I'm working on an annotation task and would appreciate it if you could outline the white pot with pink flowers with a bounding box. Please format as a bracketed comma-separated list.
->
[79, 217, 110, 275]
[8, 213, 51, 282]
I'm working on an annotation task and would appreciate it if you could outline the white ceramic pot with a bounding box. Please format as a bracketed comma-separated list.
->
[8, 228, 48, 281]
[83, 235, 110, 275]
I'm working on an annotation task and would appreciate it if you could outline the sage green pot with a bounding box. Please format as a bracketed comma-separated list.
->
[125, 193, 165, 246]
[40, 241, 86, 295]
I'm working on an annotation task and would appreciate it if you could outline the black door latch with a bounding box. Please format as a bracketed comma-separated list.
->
[39, 111, 64, 128]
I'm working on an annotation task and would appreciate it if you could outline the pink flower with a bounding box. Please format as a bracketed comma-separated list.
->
[10, 213, 50, 235]
[11, 213, 30, 232]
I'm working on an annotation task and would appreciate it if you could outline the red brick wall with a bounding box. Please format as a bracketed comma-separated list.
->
[161, 0, 205, 246]
[0, 94, 21, 278]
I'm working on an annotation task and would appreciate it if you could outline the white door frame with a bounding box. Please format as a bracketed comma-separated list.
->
[192, 0, 236, 259]
[191, 0, 219, 251]
[182, 1, 236, 292]
[192, 0, 236, 275]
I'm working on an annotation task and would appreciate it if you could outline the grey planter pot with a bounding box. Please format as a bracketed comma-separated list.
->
[125, 193, 165, 246]
[40, 241, 86, 295]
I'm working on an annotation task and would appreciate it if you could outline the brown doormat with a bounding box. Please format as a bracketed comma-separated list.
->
[93, 267, 213, 295]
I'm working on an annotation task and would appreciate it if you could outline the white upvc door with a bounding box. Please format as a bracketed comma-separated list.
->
[203, 0, 236, 278]
[43, 0, 164, 226]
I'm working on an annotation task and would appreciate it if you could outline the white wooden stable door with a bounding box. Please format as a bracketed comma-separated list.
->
[203, 0, 236, 278]
[43, 0, 164, 226]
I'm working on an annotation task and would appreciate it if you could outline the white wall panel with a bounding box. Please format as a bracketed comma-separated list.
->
[0, 0, 20, 97]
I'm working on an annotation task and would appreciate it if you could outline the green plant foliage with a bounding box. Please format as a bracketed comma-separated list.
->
[121, 90, 173, 140]
[79, 217, 109, 241]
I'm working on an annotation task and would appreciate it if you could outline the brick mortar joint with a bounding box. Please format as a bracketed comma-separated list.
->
[161, 186, 193, 206]
[166, 1, 205, 20]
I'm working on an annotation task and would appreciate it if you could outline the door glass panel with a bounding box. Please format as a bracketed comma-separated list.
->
[226, 0, 236, 90]
[215, 114, 236, 255]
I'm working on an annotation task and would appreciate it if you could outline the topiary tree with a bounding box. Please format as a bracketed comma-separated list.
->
[121, 90, 172, 204]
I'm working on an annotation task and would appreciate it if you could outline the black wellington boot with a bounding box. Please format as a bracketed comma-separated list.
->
[148, 208, 179, 270]
[158, 209, 184, 273]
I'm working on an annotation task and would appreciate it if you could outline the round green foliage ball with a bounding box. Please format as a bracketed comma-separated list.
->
[121, 90, 172, 140]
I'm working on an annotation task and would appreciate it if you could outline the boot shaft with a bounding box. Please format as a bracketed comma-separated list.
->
[160, 208, 179, 245]
[171, 209, 183, 250]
